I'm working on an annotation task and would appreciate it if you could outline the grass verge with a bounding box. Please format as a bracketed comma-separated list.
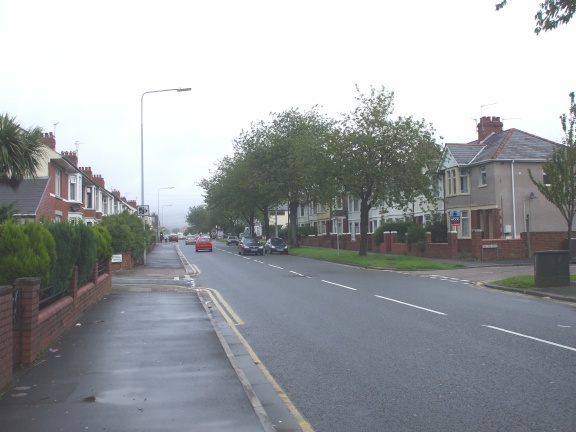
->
[493, 274, 576, 289]
[288, 246, 464, 270]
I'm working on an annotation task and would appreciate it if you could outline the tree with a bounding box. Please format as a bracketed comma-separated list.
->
[325, 86, 442, 256]
[262, 108, 336, 247]
[0, 114, 46, 188]
[529, 91, 576, 252]
[185, 205, 211, 233]
[496, 0, 576, 34]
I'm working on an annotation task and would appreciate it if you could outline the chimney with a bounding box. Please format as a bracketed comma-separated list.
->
[92, 174, 105, 188]
[41, 132, 56, 150]
[477, 116, 503, 142]
[79, 166, 93, 179]
[61, 150, 78, 166]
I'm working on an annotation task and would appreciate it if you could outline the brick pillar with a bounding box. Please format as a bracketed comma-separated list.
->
[15, 277, 40, 367]
[91, 261, 98, 283]
[0, 285, 14, 389]
[471, 229, 483, 260]
[68, 266, 79, 299]
[383, 231, 391, 253]
[448, 231, 458, 259]
[425, 232, 432, 245]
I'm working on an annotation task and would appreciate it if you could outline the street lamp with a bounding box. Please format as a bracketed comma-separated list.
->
[140, 87, 191, 264]
[157, 186, 174, 242]
[162, 204, 172, 240]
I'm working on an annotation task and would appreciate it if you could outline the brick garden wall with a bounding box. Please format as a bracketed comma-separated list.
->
[0, 261, 111, 391]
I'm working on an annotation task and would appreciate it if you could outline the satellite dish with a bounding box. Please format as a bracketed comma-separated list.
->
[70, 203, 81, 211]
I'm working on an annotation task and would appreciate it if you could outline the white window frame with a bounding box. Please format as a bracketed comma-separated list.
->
[479, 165, 487, 186]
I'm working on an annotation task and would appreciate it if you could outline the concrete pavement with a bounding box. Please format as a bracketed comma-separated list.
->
[0, 243, 306, 432]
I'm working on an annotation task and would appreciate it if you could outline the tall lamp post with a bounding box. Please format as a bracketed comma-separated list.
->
[140, 87, 191, 264]
[157, 186, 174, 241]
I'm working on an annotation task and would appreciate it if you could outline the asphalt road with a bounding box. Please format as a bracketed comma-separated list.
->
[182, 242, 576, 432]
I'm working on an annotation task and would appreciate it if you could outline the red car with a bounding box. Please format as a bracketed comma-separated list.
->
[195, 237, 213, 252]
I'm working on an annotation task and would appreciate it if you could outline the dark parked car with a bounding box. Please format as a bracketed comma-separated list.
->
[265, 237, 288, 254]
[226, 235, 239, 245]
[168, 234, 179, 242]
[238, 237, 263, 255]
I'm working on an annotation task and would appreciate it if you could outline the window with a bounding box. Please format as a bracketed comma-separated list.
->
[543, 171, 550, 186]
[321, 221, 326, 234]
[69, 176, 77, 201]
[334, 196, 343, 210]
[310, 202, 317, 215]
[55, 169, 62, 197]
[479, 165, 487, 186]
[446, 169, 458, 196]
[300, 205, 305, 217]
[86, 187, 93, 208]
[348, 196, 359, 212]
[459, 168, 469, 193]
[461, 210, 470, 237]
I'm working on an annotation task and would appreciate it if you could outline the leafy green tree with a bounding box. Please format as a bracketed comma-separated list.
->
[46, 222, 80, 293]
[325, 86, 442, 256]
[496, 0, 575, 34]
[262, 108, 336, 246]
[0, 114, 46, 188]
[529, 91, 576, 251]
[74, 222, 98, 285]
[0, 201, 18, 223]
[0, 221, 56, 286]
[92, 225, 113, 261]
[185, 205, 211, 233]
[100, 212, 146, 259]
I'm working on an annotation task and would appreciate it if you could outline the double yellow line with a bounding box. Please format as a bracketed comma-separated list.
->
[202, 288, 314, 432]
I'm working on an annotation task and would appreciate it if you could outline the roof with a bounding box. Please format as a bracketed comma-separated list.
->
[0, 177, 49, 216]
[444, 129, 560, 167]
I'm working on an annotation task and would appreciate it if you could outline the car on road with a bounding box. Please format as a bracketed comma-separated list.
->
[195, 237, 213, 252]
[168, 234, 179, 242]
[226, 235, 239, 245]
[238, 237, 263, 255]
[185, 235, 196, 245]
[265, 237, 288, 254]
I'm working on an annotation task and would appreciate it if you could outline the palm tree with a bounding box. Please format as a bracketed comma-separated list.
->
[0, 114, 46, 188]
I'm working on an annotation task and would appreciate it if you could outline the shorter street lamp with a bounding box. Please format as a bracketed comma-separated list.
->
[157, 187, 174, 242]
[161, 204, 172, 240]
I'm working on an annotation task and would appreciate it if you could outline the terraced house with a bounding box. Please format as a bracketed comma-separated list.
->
[0, 132, 136, 223]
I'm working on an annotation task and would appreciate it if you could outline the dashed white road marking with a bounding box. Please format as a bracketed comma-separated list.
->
[321, 280, 357, 291]
[290, 271, 304, 277]
[375, 295, 447, 315]
[268, 264, 284, 269]
[483, 325, 576, 352]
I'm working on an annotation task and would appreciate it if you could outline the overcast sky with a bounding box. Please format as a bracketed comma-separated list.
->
[2, 0, 575, 230]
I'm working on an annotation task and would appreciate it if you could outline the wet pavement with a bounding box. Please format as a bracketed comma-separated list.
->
[0, 243, 304, 432]
[1, 243, 575, 432]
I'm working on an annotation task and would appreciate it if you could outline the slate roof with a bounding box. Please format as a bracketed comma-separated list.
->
[445, 129, 560, 166]
[0, 177, 49, 216]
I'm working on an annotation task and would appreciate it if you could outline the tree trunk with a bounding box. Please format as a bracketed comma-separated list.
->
[359, 199, 372, 256]
[289, 200, 300, 247]
[261, 204, 270, 239]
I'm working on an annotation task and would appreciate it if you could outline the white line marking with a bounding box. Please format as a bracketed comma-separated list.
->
[483, 325, 576, 352]
[268, 264, 284, 269]
[253, 260, 265, 264]
[321, 280, 357, 291]
[290, 271, 304, 276]
[374, 295, 447, 315]
[558, 325, 571, 328]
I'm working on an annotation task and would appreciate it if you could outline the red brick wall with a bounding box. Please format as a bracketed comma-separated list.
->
[0, 286, 13, 391]
[111, 251, 133, 271]
[10, 265, 111, 378]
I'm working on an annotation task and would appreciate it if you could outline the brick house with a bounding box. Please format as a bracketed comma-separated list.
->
[440, 116, 565, 240]
[0, 132, 137, 223]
